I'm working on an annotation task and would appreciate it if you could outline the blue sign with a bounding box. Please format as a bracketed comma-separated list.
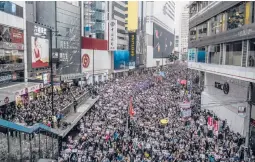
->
[114, 50, 130, 70]
[197, 50, 206, 63]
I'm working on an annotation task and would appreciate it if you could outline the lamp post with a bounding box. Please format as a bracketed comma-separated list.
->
[41, 29, 61, 116]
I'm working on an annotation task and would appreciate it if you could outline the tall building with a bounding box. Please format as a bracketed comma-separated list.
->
[108, 1, 128, 50]
[0, 1, 26, 104]
[187, 1, 255, 140]
[144, 1, 175, 67]
[83, 1, 106, 39]
[180, 5, 189, 59]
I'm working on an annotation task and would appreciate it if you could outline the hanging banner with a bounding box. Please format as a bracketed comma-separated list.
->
[207, 116, 213, 130]
[128, 32, 136, 69]
[108, 20, 117, 51]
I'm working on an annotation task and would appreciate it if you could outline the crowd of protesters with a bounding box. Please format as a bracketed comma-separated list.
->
[0, 85, 88, 127]
[58, 63, 253, 162]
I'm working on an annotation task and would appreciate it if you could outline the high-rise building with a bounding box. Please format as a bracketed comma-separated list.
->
[144, 1, 175, 67]
[83, 1, 106, 39]
[108, 1, 128, 50]
[180, 5, 189, 58]
[187, 1, 255, 140]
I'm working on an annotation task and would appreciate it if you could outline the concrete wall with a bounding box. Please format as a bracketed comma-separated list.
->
[202, 72, 249, 135]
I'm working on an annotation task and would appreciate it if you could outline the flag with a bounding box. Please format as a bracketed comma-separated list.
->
[129, 97, 135, 117]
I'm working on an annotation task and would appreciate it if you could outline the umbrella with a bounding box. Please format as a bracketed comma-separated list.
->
[180, 80, 187, 85]
[160, 118, 169, 125]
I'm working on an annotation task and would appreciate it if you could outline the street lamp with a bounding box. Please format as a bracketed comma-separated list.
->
[40, 29, 62, 116]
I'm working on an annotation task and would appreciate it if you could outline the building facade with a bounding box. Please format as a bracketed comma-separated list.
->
[0, 1, 26, 104]
[108, 1, 128, 50]
[180, 5, 189, 60]
[145, 1, 175, 67]
[187, 1, 255, 139]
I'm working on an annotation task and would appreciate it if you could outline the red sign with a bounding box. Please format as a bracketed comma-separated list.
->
[82, 54, 90, 68]
[11, 28, 24, 44]
[213, 120, 219, 135]
[207, 116, 213, 126]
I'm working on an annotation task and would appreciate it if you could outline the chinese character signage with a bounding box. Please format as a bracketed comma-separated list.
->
[108, 20, 117, 51]
[128, 32, 136, 69]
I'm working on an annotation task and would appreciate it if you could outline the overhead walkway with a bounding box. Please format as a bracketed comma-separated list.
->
[0, 96, 99, 161]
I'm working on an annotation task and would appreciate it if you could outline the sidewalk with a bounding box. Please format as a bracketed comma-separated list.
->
[56, 96, 99, 137]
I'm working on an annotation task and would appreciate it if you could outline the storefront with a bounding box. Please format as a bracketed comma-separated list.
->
[0, 24, 25, 88]
[60, 73, 87, 86]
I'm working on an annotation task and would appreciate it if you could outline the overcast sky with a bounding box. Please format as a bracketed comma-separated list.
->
[174, 1, 189, 35]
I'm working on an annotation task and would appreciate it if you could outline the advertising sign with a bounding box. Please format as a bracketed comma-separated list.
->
[114, 50, 129, 70]
[26, 22, 50, 69]
[31, 36, 49, 68]
[153, 23, 174, 58]
[42, 73, 50, 85]
[128, 32, 136, 69]
[108, 20, 117, 51]
[0, 24, 24, 44]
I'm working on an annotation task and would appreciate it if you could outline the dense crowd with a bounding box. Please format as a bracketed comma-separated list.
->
[59, 64, 252, 162]
[0, 85, 88, 127]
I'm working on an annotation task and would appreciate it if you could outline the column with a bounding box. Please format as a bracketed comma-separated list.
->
[23, 3, 28, 82]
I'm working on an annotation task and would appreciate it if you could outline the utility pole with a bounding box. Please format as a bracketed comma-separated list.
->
[244, 82, 253, 161]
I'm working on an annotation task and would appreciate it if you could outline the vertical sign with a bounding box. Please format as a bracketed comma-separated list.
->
[128, 32, 136, 69]
[108, 20, 117, 51]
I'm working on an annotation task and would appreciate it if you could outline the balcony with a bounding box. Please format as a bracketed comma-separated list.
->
[188, 62, 255, 82]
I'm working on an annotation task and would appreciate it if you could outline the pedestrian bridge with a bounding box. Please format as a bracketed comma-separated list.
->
[0, 96, 99, 161]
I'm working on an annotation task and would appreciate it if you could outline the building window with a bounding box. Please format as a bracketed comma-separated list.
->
[249, 39, 255, 67]
[197, 22, 207, 38]
[189, 27, 197, 41]
[227, 2, 245, 30]
[197, 47, 206, 63]
[0, 1, 23, 18]
[209, 45, 220, 64]
[225, 41, 242, 66]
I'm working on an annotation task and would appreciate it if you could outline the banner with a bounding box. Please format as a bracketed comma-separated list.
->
[128, 32, 136, 69]
[108, 20, 117, 51]
[213, 120, 219, 136]
[207, 116, 213, 130]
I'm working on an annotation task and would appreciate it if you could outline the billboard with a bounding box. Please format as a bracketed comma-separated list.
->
[31, 36, 49, 68]
[0, 24, 24, 44]
[153, 23, 174, 58]
[114, 50, 130, 70]
[26, 21, 51, 69]
[128, 32, 136, 69]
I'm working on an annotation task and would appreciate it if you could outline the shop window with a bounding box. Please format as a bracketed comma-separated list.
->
[249, 39, 255, 67]
[0, 50, 23, 64]
[227, 2, 245, 30]
[209, 45, 220, 64]
[225, 41, 242, 66]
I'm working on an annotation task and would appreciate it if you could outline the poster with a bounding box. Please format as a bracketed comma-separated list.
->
[153, 23, 174, 58]
[128, 32, 136, 69]
[31, 36, 49, 68]
[213, 120, 219, 136]
[114, 50, 130, 70]
[108, 20, 117, 51]
[207, 116, 213, 130]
